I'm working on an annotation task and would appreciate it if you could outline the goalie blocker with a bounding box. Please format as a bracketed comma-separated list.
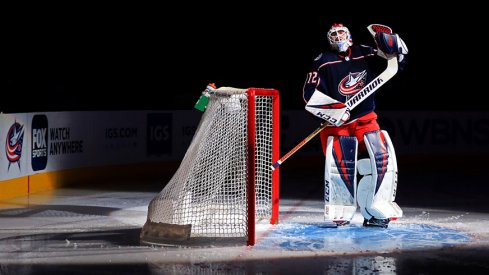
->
[324, 130, 402, 228]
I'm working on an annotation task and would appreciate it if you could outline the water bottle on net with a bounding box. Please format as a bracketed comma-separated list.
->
[194, 83, 217, 112]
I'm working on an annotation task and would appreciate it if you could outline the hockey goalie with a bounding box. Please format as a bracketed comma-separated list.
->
[303, 23, 407, 228]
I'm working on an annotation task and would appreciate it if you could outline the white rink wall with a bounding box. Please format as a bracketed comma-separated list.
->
[0, 111, 199, 181]
[1, 110, 487, 182]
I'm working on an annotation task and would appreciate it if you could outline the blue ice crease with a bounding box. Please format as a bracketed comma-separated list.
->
[255, 223, 471, 252]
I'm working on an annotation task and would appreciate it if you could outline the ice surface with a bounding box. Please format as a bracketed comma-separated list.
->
[0, 188, 488, 274]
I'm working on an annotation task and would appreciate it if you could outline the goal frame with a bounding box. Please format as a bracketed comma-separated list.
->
[140, 87, 280, 247]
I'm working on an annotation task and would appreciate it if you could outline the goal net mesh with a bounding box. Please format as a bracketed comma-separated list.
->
[144, 88, 275, 239]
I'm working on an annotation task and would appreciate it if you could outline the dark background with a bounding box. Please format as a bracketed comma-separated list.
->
[3, 5, 487, 113]
[3, 7, 489, 274]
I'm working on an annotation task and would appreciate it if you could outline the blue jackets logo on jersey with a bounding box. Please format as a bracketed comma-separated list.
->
[338, 70, 367, 96]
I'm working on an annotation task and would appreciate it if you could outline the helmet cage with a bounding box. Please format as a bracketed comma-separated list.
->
[327, 24, 353, 52]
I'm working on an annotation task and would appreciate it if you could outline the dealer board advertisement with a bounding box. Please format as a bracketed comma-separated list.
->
[2, 110, 488, 181]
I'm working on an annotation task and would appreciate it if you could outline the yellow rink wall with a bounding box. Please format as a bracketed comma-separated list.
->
[0, 161, 179, 200]
[0, 177, 29, 200]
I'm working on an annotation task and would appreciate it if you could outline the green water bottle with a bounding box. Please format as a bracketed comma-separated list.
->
[194, 83, 216, 112]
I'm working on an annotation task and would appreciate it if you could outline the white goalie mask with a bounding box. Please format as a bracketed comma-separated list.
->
[327, 23, 353, 52]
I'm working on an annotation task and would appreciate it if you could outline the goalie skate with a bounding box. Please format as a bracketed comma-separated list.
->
[363, 217, 390, 228]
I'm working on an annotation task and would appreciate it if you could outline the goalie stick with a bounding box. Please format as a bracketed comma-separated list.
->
[271, 24, 398, 171]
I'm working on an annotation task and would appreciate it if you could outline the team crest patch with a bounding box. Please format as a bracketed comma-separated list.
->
[338, 70, 367, 96]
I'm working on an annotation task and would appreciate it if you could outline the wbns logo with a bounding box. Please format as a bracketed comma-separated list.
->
[31, 114, 48, 171]
[147, 113, 172, 156]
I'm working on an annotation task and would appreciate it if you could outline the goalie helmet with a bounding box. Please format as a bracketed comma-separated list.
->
[327, 23, 353, 52]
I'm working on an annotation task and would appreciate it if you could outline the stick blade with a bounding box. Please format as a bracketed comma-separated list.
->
[318, 222, 338, 229]
[309, 221, 339, 228]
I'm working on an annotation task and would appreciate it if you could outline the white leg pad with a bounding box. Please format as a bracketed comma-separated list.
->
[357, 130, 402, 220]
[324, 136, 358, 223]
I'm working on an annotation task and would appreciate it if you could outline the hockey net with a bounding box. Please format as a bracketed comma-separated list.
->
[140, 87, 280, 246]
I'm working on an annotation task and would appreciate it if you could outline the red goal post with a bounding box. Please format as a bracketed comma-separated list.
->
[247, 88, 280, 245]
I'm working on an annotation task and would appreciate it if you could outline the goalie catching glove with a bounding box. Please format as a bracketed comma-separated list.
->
[375, 32, 408, 55]
[374, 32, 408, 64]
[305, 89, 350, 126]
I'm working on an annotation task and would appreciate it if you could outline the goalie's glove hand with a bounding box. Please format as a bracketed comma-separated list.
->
[375, 32, 408, 57]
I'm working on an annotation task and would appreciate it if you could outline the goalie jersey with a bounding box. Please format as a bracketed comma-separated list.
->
[303, 45, 384, 122]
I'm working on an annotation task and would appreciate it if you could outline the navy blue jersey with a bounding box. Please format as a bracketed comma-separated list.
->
[303, 45, 385, 122]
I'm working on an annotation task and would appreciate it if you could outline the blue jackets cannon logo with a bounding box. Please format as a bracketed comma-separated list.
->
[5, 121, 24, 170]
